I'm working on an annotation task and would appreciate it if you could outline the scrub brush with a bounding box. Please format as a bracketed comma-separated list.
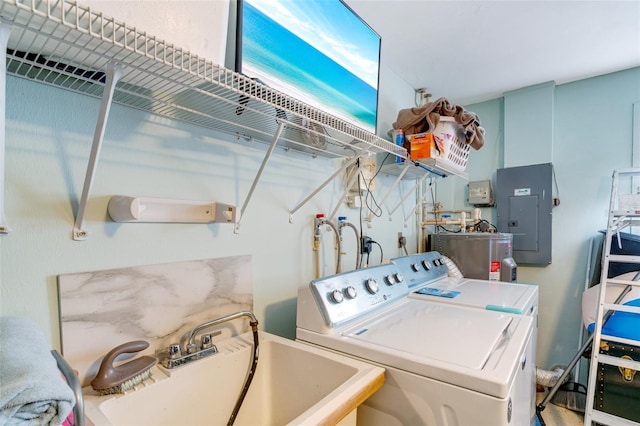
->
[91, 340, 157, 395]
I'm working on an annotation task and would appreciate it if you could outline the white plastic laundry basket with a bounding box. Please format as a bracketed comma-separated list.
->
[432, 116, 470, 171]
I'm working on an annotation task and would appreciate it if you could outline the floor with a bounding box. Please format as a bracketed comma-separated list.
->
[536, 390, 584, 426]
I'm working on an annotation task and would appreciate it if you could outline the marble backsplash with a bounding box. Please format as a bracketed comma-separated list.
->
[57, 255, 253, 387]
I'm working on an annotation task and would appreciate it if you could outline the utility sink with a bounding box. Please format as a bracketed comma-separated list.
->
[83, 331, 384, 425]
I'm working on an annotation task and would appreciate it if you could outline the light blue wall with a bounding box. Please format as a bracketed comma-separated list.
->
[447, 66, 640, 370]
[0, 61, 418, 348]
[504, 81, 555, 167]
[2, 26, 638, 377]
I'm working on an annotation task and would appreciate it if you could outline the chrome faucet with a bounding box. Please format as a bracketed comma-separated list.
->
[160, 310, 259, 369]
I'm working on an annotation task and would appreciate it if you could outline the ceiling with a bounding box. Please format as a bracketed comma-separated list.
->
[346, 0, 640, 106]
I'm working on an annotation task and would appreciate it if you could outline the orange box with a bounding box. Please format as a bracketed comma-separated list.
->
[405, 132, 444, 161]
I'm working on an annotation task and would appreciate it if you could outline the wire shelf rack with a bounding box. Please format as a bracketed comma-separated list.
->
[1, 0, 472, 240]
[0, 0, 406, 159]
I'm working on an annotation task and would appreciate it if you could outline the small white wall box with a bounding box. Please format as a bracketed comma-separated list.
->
[468, 180, 494, 206]
[107, 196, 239, 223]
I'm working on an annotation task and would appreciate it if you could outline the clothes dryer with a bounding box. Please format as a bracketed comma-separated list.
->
[391, 252, 538, 316]
[391, 251, 539, 422]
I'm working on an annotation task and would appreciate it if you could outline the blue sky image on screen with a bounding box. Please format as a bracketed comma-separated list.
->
[241, 0, 380, 133]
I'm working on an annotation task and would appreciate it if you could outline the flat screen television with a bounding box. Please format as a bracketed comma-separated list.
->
[231, 0, 381, 134]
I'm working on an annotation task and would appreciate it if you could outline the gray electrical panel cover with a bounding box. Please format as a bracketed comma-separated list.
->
[496, 163, 552, 265]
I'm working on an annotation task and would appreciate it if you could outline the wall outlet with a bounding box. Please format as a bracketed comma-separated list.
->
[398, 232, 406, 248]
[346, 195, 362, 208]
[361, 236, 373, 254]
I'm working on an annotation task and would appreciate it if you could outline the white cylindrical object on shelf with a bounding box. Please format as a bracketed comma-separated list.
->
[107, 196, 138, 222]
[107, 196, 238, 223]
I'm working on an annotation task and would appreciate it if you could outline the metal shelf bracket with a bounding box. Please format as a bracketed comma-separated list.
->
[0, 22, 11, 236]
[72, 62, 123, 240]
[235, 120, 286, 234]
[289, 151, 365, 223]
[388, 175, 428, 219]
[367, 166, 410, 223]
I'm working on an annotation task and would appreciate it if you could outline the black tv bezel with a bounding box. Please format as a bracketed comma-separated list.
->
[233, 0, 244, 74]
[230, 0, 382, 134]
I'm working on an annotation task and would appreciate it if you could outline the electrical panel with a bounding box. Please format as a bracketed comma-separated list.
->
[496, 163, 553, 265]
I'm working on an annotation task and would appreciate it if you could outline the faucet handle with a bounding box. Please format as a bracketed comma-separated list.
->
[201, 331, 222, 349]
[201, 334, 213, 349]
[168, 344, 182, 359]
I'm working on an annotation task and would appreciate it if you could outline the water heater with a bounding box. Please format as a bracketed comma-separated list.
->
[430, 232, 517, 282]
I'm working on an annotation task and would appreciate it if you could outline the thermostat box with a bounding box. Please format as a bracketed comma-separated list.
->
[468, 180, 494, 206]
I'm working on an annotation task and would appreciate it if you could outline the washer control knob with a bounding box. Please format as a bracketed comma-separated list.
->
[365, 278, 379, 294]
[330, 289, 344, 304]
[411, 263, 421, 272]
[385, 275, 396, 285]
[344, 286, 357, 299]
[394, 273, 404, 283]
[421, 260, 431, 270]
[433, 259, 440, 267]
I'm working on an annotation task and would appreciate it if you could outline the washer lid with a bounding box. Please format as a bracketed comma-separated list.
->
[345, 300, 512, 370]
[409, 278, 536, 314]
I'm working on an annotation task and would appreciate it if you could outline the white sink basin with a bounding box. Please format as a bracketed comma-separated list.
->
[83, 331, 384, 425]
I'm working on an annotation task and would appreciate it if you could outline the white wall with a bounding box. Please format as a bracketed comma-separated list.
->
[81, 0, 230, 65]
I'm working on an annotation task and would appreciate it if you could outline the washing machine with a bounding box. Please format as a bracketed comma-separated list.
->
[296, 258, 536, 426]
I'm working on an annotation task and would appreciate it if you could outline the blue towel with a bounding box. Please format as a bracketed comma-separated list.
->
[0, 317, 75, 425]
